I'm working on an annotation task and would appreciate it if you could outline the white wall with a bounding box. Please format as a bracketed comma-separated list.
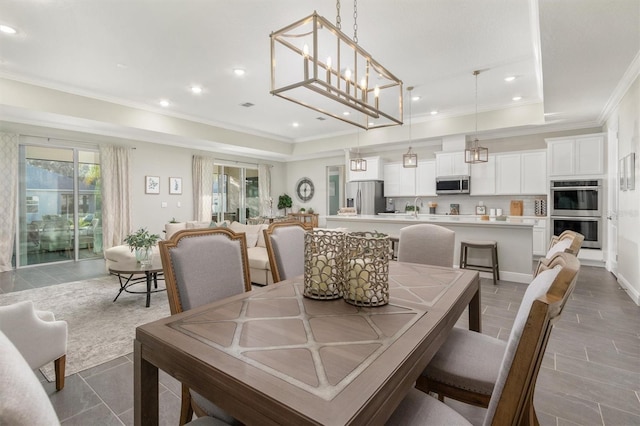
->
[609, 75, 640, 303]
[284, 155, 345, 226]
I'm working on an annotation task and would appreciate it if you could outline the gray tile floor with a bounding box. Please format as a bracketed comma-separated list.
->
[2, 259, 639, 425]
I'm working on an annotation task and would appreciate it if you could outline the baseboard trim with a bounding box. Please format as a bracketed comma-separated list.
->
[618, 273, 640, 306]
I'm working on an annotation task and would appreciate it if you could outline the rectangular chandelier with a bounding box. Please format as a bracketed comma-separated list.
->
[270, 12, 403, 130]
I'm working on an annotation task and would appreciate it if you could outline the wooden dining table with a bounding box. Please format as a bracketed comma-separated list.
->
[134, 261, 481, 425]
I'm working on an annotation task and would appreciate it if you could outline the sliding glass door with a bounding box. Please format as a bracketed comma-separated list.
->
[212, 165, 258, 224]
[16, 145, 102, 267]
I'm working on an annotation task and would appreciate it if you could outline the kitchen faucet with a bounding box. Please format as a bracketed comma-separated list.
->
[413, 196, 423, 219]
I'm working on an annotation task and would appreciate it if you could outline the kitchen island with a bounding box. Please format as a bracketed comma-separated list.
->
[326, 214, 537, 283]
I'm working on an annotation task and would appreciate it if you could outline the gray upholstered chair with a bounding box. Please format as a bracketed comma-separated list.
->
[534, 230, 584, 276]
[0, 300, 67, 391]
[405, 252, 580, 423]
[397, 224, 455, 267]
[263, 221, 310, 283]
[159, 228, 252, 425]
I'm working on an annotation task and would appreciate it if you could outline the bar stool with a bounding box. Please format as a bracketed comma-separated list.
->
[459, 240, 499, 285]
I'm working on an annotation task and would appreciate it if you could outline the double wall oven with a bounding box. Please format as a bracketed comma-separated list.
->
[550, 179, 603, 249]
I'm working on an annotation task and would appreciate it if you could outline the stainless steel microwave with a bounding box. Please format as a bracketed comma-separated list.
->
[436, 176, 470, 194]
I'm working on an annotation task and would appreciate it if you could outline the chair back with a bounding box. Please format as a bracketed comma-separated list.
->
[534, 230, 584, 276]
[159, 228, 251, 314]
[484, 252, 580, 425]
[397, 224, 455, 267]
[263, 221, 310, 283]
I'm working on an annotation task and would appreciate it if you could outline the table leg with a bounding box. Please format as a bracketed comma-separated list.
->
[113, 274, 133, 302]
[145, 272, 152, 308]
[134, 339, 158, 426]
[468, 276, 481, 332]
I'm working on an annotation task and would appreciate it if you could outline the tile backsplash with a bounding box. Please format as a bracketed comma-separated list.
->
[389, 195, 547, 217]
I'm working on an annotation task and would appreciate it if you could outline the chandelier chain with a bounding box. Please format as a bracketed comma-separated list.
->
[353, 0, 358, 43]
[336, 0, 341, 29]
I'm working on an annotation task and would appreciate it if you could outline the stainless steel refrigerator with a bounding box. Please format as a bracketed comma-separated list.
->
[346, 181, 385, 215]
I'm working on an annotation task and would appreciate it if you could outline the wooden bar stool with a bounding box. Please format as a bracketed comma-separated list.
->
[459, 240, 500, 285]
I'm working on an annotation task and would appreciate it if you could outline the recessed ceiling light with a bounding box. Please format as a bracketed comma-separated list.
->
[0, 25, 17, 35]
[116, 63, 128, 69]
[233, 68, 246, 76]
[190, 86, 203, 94]
[159, 99, 170, 107]
[430, 110, 438, 115]
[411, 95, 421, 101]
[343, 111, 350, 116]
[292, 122, 299, 127]
[504, 76, 516, 82]
[512, 96, 522, 101]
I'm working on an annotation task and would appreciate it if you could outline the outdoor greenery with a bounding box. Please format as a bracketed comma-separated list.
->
[123, 228, 160, 252]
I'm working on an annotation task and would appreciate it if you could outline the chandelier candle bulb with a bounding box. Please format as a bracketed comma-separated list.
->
[303, 44, 309, 78]
[326, 57, 332, 84]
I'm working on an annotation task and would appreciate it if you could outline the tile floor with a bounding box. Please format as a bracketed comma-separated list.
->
[1, 259, 639, 425]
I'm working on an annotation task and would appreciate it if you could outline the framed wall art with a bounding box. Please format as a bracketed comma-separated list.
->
[145, 176, 160, 194]
[169, 177, 183, 195]
[625, 153, 635, 190]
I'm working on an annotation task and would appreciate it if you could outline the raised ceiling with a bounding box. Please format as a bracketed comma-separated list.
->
[0, 0, 638, 160]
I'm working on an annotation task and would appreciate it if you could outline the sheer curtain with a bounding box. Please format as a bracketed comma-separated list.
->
[258, 163, 272, 216]
[99, 145, 132, 250]
[0, 133, 18, 272]
[192, 155, 215, 222]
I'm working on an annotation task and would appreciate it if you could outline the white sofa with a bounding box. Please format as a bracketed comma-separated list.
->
[105, 221, 274, 285]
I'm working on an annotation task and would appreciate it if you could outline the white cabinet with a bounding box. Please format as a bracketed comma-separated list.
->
[495, 150, 546, 195]
[436, 152, 469, 177]
[532, 219, 548, 256]
[470, 155, 496, 195]
[495, 153, 522, 195]
[383, 163, 416, 197]
[347, 156, 384, 181]
[416, 160, 437, 196]
[547, 134, 605, 177]
[384, 160, 436, 196]
[521, 151, 547, 194]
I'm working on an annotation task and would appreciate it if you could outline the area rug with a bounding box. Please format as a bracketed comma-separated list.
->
[0, 276, 169, 381]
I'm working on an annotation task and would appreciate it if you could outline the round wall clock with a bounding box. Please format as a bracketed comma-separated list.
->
[296, 177, 315, 202]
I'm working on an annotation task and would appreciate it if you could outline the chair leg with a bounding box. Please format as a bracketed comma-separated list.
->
[55, 354, 66, 390]
[179, 384, 194, 425]
[494, 245, 500, 280]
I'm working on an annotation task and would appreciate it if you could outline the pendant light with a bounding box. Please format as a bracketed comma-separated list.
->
[350, 126, 367, 172]
[465, 70, 489, 164]
[403, 86, 418, 168]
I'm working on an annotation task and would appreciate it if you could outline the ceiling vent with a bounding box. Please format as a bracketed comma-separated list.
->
[240, 102, 255, 108]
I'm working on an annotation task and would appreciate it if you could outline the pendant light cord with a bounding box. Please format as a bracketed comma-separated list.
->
[474, 70, 479, 148]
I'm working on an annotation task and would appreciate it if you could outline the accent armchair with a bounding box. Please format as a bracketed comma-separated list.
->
[0, 300, 68, 390]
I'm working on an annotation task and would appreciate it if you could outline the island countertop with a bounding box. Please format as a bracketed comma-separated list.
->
[328, 214, 539, 227]
[326, 214, 537, 283]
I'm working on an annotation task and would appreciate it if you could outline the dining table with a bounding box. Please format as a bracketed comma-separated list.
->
[134, 261, 481, 425]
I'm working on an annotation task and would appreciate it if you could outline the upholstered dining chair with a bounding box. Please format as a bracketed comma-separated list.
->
[408, 252, 580, 423]
[534, 230, 584, 276]
[159, 227, 252, 425]
[263, 221, 311, 283]
[397, 224, 455, 267]
[0, 300, 68, 391]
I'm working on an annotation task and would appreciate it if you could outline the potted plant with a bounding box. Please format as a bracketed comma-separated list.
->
[299, 207, 306, 213]
[124, 228, 160, 266]
[278, 194, 293, 215]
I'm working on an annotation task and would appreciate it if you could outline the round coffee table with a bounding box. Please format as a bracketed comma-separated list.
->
[108, 258, 165, 308]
